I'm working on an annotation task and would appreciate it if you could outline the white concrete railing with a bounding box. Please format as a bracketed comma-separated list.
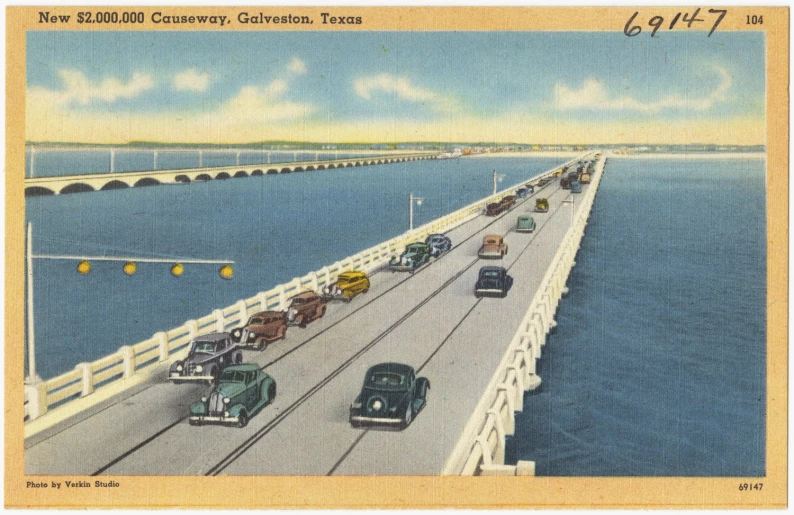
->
[24, 153, 590, 423]
[442, 152, 606, 476]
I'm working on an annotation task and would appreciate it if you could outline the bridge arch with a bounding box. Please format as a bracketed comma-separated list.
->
[345, 163, 353, 168]
[25, 186, 55, 197]
[251, 169, 264, 176]
[354, 162, 362, 167]
[234, 171, 248, 178]
[175, 175, 191, 183]
[280, 167, 292, 174]
[266, 169, 278, 175]
[327, 164, 336, 169]
[100, 180, 131, 191]
[317, 165, 326, 170]
[134, 178, 160, 188]
[195, 174, 212, 181]
[305, 166, 315, 171]
[293, 167, 304, 172]
[215, 172, 231, 180]
[60, 183, 95, 194]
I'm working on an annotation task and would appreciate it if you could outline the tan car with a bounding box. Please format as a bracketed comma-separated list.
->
[286, 291, 327, 328]
[478, 234, 508, 259]
[232, 311, 287, 350]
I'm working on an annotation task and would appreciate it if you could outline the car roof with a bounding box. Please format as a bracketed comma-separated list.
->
[250, 311, 283, 317]
[366, 362, 415, 376]
[407, 242, 427, 247]
[518, 215, 533, 220]
[537, 197, 548, 201]
[484, 234, 501, 239]
[292, 291, 318, 300]
[338, 270, 365, 279]
[193, 332, 230, 342]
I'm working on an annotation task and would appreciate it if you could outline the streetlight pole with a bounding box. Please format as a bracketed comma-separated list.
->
[493, 170, 506, 195]
[409, 193, 424, 231]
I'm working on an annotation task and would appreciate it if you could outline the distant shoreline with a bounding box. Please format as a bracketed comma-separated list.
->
[608, 153, 766, 160]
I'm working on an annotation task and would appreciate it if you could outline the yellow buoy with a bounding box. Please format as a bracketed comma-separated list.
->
[77, 260, 91, 274]
[171, 263, 184, 277]
[219, 264, 234, 279]
[123, 261, 137, 276]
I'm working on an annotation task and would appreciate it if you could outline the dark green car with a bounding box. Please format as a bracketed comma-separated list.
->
[189, 364, 276, 428]
[389, 242, 431, 273]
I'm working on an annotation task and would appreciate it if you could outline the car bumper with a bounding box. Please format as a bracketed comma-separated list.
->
[478, 251, 503, 259]
[516, 227, 535, 233]
[535, 208, 548, 213]
[169, 373, 214, 382]
[475, 288, 505, 297]
[189, 415, 239, 425]
[349, 415, 403, 425]
[389, 264, 416, 272]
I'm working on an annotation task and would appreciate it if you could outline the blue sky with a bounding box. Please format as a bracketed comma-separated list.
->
[26, 31, 766, 144]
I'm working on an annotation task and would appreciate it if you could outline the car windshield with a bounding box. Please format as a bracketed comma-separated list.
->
[407, 244, 424, 251]
[481, 270, 501, 278]
[485, 238, 498, 244]
[291, 297, 307, 305]
[193, 341, 217, 353]
[368, 372, 406, 388]
[249, 318, 264, 325]
[220, 370, 247, 383]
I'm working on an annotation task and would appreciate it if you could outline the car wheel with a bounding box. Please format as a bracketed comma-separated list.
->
[189, 419, 201, 426]
[475, 292, 482, 298]
[350, 416, 362, 428]
[268, 382, 276, 403]
[236, 411, 249, 428]
[255, 339, 265, 351]
[500, 290, 508, 298]
[209, 367, 220, 385]
[344, 296, 352, 303]
[233, 351, 243, 364]
[172, 380, 183, 385]
[278, 327, 286, 340]
[318, 306, 327, 318]
[402, 404, 413, 429]
[298, 315, 307, 329]
[363, 286, 369, 293]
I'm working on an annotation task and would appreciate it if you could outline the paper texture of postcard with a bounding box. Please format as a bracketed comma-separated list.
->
[5, 5, 788, 509]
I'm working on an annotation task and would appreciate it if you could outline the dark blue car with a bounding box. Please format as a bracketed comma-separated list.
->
[474, 266, 514, 298]
[350, 363, 430, 429]
[516, 187, 528, 198]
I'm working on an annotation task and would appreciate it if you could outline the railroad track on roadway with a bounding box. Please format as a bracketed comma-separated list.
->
[88, 179, 564, 476]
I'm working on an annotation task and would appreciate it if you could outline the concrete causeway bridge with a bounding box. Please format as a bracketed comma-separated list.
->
[24, 152, 605, 476]
[23, 151, 436, 197]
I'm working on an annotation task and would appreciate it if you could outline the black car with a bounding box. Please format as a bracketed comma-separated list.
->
[474, 266, 514, 298]
[349, 363, 429, 429]
[425, 233, 452, 257]
[169, 332, 243, 384]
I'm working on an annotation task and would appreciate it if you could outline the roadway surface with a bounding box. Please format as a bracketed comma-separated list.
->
[25, 168, 596, 476]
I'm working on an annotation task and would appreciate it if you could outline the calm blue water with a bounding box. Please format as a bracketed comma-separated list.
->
[25, 149, 384, 177]
[25, 155, 564, 379]
[505, 157, 766, 476]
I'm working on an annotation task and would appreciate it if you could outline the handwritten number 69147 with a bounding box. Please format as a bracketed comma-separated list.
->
[624, 9, 728, 37]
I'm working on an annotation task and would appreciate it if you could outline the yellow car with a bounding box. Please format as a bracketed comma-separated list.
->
[322, 270, 371, 303]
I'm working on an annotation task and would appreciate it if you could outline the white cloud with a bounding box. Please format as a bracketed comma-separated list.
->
[219, 79, 314, 123]
[554, 66, 733, 113]
[30, 69, 154, 106]
[353, 73, 458, 113]
[173, 68, 211, 92]
[287, 57, 307, 75]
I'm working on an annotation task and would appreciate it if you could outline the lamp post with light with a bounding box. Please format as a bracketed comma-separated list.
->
[493, 170, 506, 195]
[409, 193, 424, 231]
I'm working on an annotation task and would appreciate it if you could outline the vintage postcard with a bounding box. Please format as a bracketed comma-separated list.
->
[5, 5, 788, 509]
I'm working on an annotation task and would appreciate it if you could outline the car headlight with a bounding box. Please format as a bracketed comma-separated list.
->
[248, 332, 257, 341]
[201, 396, 207, 402]
[232, 329, 241, 338]
[224, 411, 230, 417]
[372, 400, 383, 411]
[287, 309, 296, 321]
[195, 365, 203, 373]
[176, 365, 183, 372]
[223, 397, 230, 404]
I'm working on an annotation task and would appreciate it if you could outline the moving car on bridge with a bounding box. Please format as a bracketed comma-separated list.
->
[516, 215, 536, 233]
[232, 311, 287, 350]
[571, 180, 582, 193]
[322, 270, 370, 303]
[425, 233, 453, 257]
[478, 234, 508, 259]
[389, 242, 431, 273]
[535, 197, 549, 213]
[349, 363, 429, 429]
[189, 364, 276, 428]
[474, 266, 514, 298]
[169, 332, 243, 384]
[286, 291, 327, 328]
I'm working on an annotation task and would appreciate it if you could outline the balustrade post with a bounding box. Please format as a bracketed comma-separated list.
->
[497, 385, 516, 434]
[236, 300, 248, 325]
[186, 320, 198, 340]
[485, 410, 506, 464]
[75, 362, 94, 397]
[507, 365, 524, 408]
[258, 292, 268, 310]
[277, 285, 287, 309]
[119, 346, 136, 379]
[213, 309, 225, 332]
[25, 382, 48, 420]
[155, 331, 168, 362]
[309, 272, 319, 292]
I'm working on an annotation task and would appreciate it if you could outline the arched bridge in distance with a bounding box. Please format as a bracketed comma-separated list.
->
[24, 152, 438, 197]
